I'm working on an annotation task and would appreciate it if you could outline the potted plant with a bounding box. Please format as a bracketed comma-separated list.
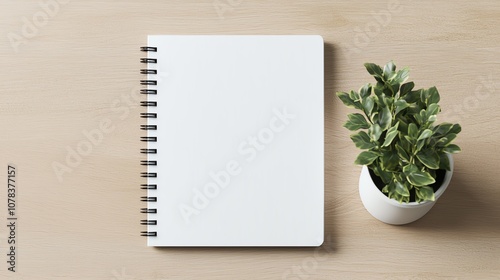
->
[336, 61, 461, 225]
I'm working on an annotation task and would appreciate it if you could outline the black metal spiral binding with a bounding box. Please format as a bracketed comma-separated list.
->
[141, 184, 157, 190]
[141, 89, 156, 94]
[141, 196, 158, 202]
[140, 46, 157, 52]
[140, 89, 157, 95]
[140, 148, 157, 154]
[140, 46, 158, 237]
[140, 136, 157, 142]
[140, 58, 157, 64]
[140, 113, 157, 118]
[141, 125, 157, 130]
[140, 69, 157, 74]
[141, 208, 157, 214]
[140, 80, 157, 85]
[141, 172, 157, 178]
[140, 101, 157, 107]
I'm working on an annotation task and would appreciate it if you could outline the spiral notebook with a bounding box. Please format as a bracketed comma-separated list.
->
[140, 35, 324, 246]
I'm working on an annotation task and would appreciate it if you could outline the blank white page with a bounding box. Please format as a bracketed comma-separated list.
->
[145, 35, 323, 246]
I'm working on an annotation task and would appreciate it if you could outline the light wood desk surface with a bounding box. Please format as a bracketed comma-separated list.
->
[1, 0, 499, 279]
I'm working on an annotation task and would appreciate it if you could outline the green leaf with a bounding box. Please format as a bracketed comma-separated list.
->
[378, 106, 393, 130]
[381, 149, 399, 171]
[386, 181, 397, 200]
[364, 63, 383, 78]
[390, 83, 400, 96]
[408, 101, 424, 115]
[355, 151, 379, 165]
[383, 61, 396, 80]
[408, 123, 418, 139]
[427, 86, 440, 105]
[406, 170, 436, 186]
[393, 68, 410, 84]
[336, 92, 356, 108]
[382, 122, 400, 147]
[416, 186, 435, 202]
[373, 165, 393, 184]
[416, 150, 440, 169]
[445, 133, 458, 144]
[417, 129, 433, 141]
[433, 123, 453, 136]
[450, 124, 462, 134]
[416, 139, 426, 152]
[400, 82, 415, 96]
[382, 96, 394, 108]
[350, 131, 374, 149]
[394, 99, 409, 115]
[370, 112, 379, 124]
[419, 109, 427, 124]
[401, 134, 413, 151]
[362, 96, 375, 116]
[437, 133, 457, 147]
[359, 84, 371, 99]
[396, 144, 410, 162]
[426, 103, 440, 116]
[404, 89, 421, 103]
[352, 91, 364, 110]
[344, 113, 370, 131]
[414, 111, 423, 124]
[439, 153, 451, 171]
[395, 173, 406, 185]
[381, 184, 390, 193]
[369, 124, 382, 141]
[394, 181, 410, 197]
[390, 192, 409, 204]
[443, 144, 461, 154]
[396, 116, 408, 135]
[349, 90, 360, 101]
[420, 88, 430, 104]
[373, 85, 384, 98]
[403, 164, 419, 176]
[404, 135, 415, 146]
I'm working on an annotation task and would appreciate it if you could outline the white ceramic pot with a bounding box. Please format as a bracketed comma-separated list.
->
[359, 154, 454, 225]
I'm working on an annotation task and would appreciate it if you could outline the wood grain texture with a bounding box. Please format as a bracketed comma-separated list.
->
[1, 0, 499, 279]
